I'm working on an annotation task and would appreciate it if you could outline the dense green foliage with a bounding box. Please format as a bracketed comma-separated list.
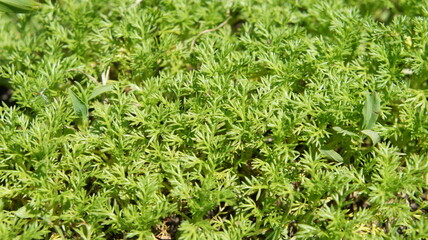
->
[1, 0, 427, 239]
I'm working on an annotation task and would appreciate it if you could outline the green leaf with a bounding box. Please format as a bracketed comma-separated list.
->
[15, 206, 35, 218]
[361, 129, 380, 145]
[69, 89, 88, 119]
[333, 126, 359, 137]
[0, 187, 13, 198]
[0, 0, 38, 13]
[89, 84, 114, 100]
[362, 92, 380, 130]
[319, 148, 343, 162]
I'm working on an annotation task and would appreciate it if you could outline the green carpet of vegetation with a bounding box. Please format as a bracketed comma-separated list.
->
[0, 0, 427, 239]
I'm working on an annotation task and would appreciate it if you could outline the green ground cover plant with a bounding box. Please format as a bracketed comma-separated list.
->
[0, 0, 427, 239]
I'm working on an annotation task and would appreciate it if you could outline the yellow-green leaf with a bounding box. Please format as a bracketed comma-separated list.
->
[320, 149, 343, 162]
[89, 84, 114, 100]
[0, 0, 38, 13]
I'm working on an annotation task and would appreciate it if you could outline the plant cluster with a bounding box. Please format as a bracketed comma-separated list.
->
[0, 0, 427, 239]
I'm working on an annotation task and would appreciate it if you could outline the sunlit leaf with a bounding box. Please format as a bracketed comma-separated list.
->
[320, 148, 343, 162]
[333, 126, 359, 137]
[361, 129, 380, 145]
[89, 84, 114, 100]
[0, 0, 38, 13]
[15, 206, 35, 218]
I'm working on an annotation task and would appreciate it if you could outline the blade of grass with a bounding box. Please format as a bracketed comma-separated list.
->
[362, 92, 380, 130]
[0, 0, 38, 13]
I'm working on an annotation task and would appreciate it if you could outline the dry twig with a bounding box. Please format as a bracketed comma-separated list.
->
[191, 9, 231, 50]
[66, 68, 98, 84]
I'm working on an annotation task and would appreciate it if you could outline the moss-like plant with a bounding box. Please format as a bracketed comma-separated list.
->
[0, 0, 427, 239]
